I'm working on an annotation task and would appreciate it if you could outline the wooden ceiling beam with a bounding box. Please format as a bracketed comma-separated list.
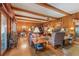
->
[16, 18, 47, 23]
[11, 6, 56, 19]
[37, 3, 70, 15]
[15, 14, 48, 21]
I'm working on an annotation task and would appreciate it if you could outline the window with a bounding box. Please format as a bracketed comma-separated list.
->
[1, 13, 7, 54]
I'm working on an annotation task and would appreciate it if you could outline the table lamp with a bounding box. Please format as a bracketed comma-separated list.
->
[33, 27, 40, 34]
[33, 27, 40, 40]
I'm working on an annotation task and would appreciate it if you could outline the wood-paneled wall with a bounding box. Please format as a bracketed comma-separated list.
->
[16, 12, 79, 35]
[61, 15, 75, 35]
[61, 12, 79, 28]
[44, 13, 79, 28]
[61, 15, 74, 28]
[43, 13, 79, 36]
[16, 20, 40, 32]
[43, 19, 60, 28]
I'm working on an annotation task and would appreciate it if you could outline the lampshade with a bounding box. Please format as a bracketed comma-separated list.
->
[70, 27, 74, 30]
[60, 28, 65, 32]
[48, 28, 53, 33]
[28, 28, 31, 31]
[33, 27, 40, 33]
[22, 26, 26, 30]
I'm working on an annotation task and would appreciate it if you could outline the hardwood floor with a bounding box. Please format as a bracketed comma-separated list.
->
[4, 36, 32, 56]
[4, 36, 64, 56]
[4, 36, 79, 56]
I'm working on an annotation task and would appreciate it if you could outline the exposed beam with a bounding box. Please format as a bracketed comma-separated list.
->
[11, 6, 56, 19]
[37, 3, 70, 15]
[16, 18, 47, 23]
[15, 14, 48, 21]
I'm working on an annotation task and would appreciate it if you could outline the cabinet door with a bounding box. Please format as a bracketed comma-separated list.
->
[1, 13, 7, 54]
